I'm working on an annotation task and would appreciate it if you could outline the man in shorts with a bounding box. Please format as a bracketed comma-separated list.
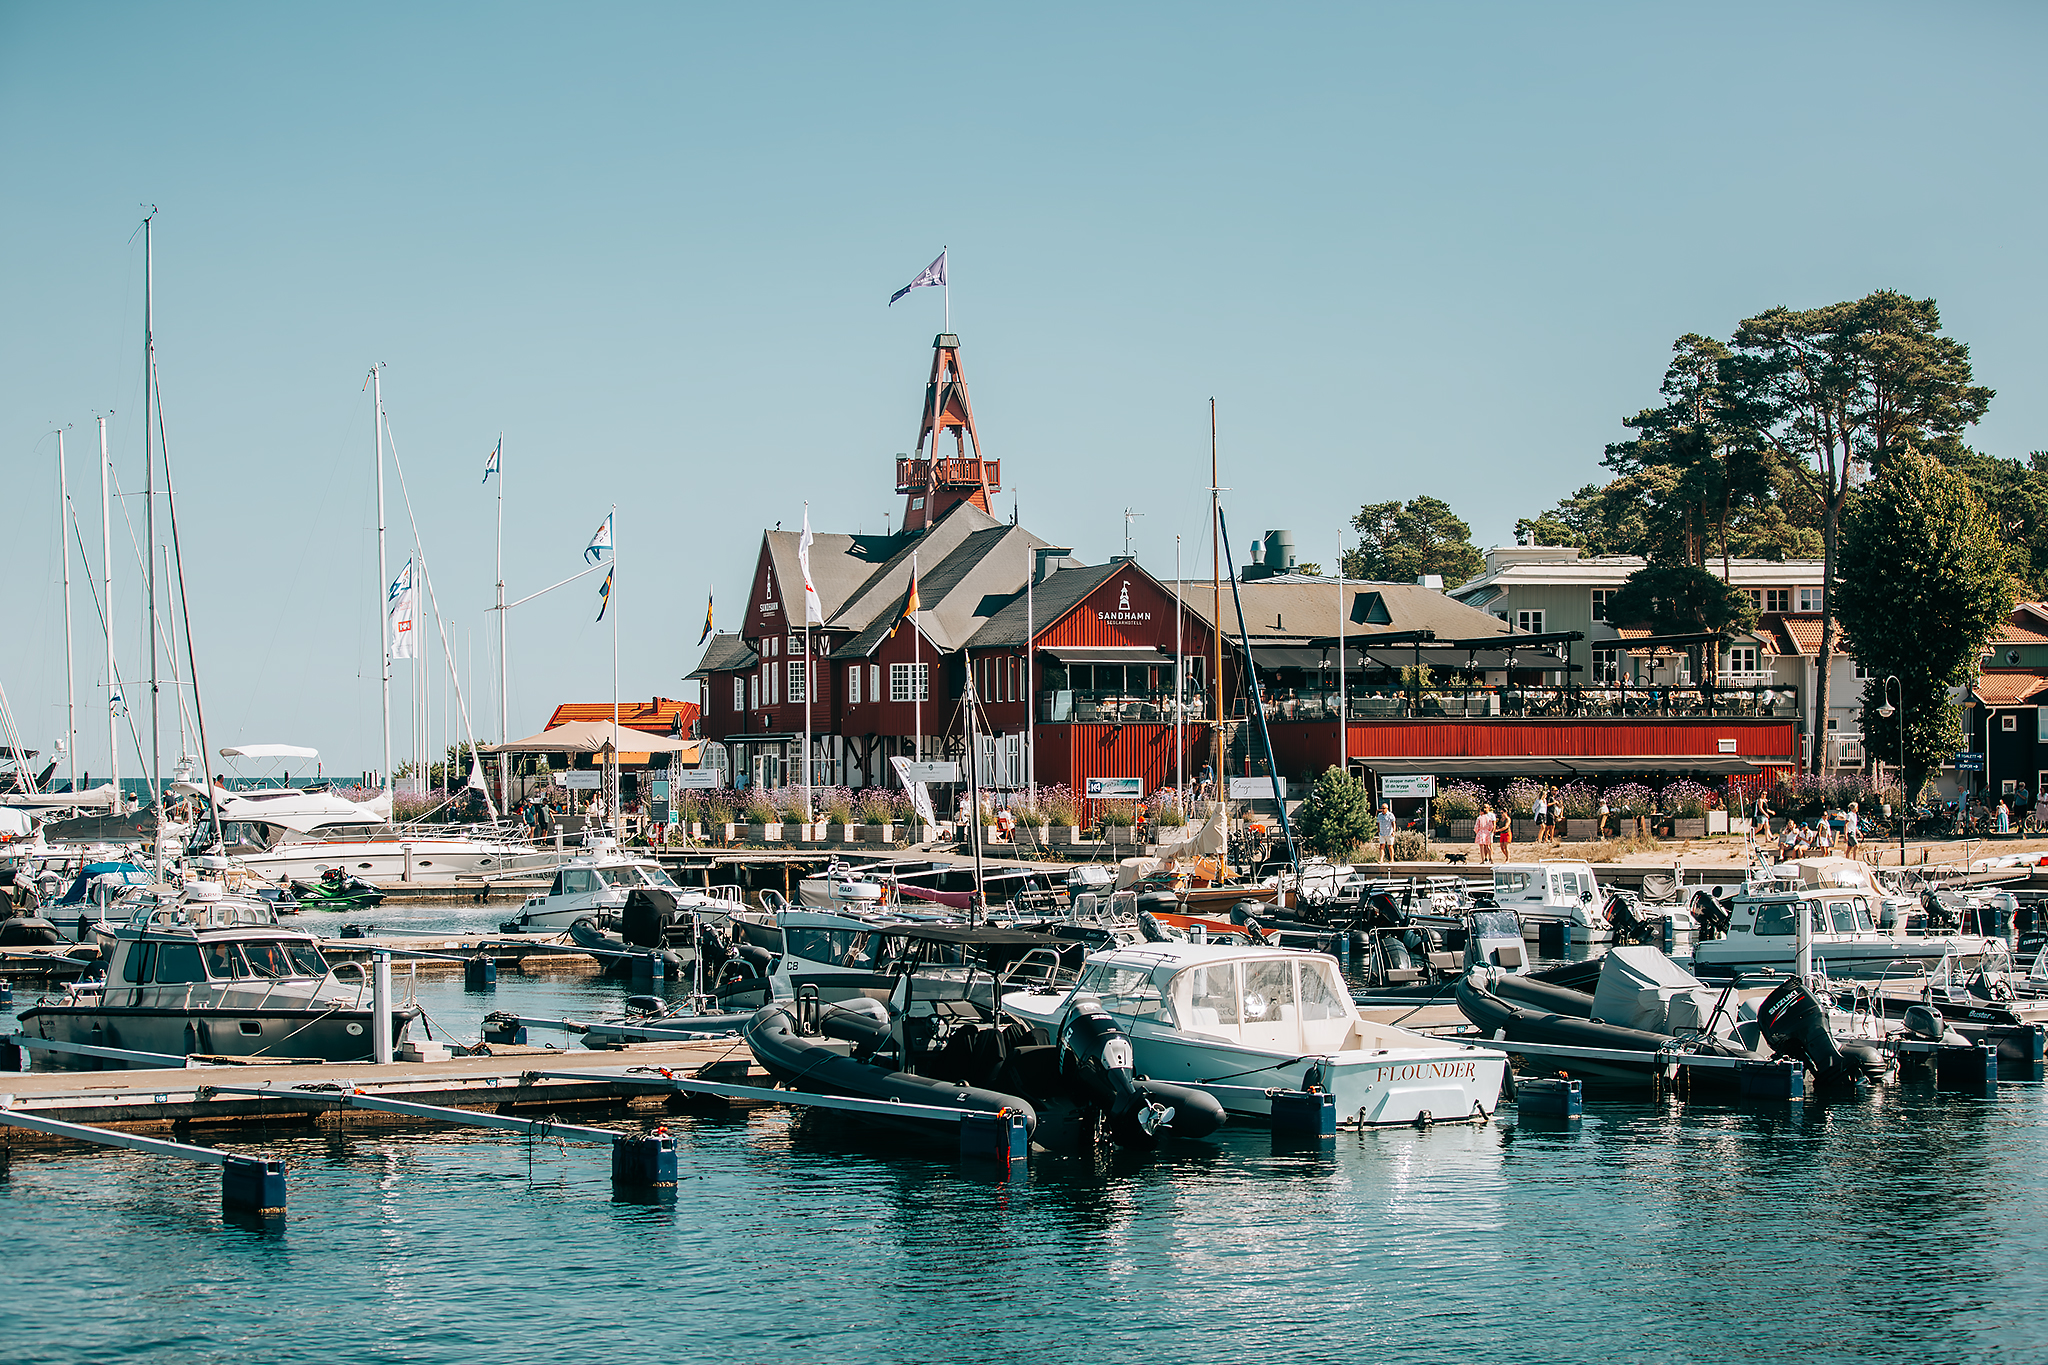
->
[1377, 802, 1396, 862]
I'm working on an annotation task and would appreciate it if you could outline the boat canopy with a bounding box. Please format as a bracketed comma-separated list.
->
[220, 744, 320, 760]
[1, 786, 119, 810]
[482, 720, 694, 755]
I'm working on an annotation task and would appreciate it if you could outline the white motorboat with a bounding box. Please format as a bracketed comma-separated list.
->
[1488, 861, 1615, 941]
[1002, 942, 1507, 1127]
[1693, 884, 1992, 978]
[16, 881, 418, 1065]
[797, 860, 888, 911]
[501, 844, 728, 933]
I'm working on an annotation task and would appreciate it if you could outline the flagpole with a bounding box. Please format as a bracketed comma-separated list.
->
[611, 506, 620, 844]
[59, 433, 76, 793]
[1025, 527, 1035, 808]
[802, 502, 813, 824]
[1337, 528, 1347, 776]
[100, 416, 118, 811]
[912, 550, 921, 769]
[943, 245, 950, 334]
[1175, 533, 1184, 805]
[371, 366, 392, 826]
[496, 435, 509, 817]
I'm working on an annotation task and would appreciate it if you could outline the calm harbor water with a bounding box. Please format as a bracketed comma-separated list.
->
[5, 914, 2047, 1364]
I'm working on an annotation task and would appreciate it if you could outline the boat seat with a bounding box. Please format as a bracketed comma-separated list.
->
[1385, 968, 1423, 984]
[1428, 951, 1461, 970]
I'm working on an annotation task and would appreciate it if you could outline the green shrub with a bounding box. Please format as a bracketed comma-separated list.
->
[1391, 830, 1429, 861]
[1297, 766, 1373, 858]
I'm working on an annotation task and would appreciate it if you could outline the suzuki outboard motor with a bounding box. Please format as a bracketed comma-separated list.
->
[1607, 892, 1654, 945]
[1759, 979, 1862, 1089]
[698, 923, 732, 977]
[620, 888, 680, 948]
[1061, 994, 1226, 1146]
[1902, 1003, 1967, 1046]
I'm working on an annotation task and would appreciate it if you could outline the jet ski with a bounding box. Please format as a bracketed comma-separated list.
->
[289, 869, 386, 911]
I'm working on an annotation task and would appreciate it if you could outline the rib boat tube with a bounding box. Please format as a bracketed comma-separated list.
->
[1468, 965, 1594, 1019]
[1058, 994, 1227, 1146]
[1455, 974, 1759, 1085]
[569, 916, 685, 977]
[744, 1000, 1039, 1142]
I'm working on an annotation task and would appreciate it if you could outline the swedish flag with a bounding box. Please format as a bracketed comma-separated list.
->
[597, 566, 614, 622]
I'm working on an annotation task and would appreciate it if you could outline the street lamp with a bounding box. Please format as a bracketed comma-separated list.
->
[1876, 675, 1905, 868]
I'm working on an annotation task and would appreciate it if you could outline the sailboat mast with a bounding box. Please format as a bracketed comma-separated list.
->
[496, 434, 509, 814]
[144, 211, 160, 810]
[59, 433, 76, 792]
[611, 512, 620, 843]
[373, 366, 392, 818]
[99, 416, 117, 810]
[1210, 399, 1224, 817]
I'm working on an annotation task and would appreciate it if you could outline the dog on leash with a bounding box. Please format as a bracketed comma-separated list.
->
[1443, 851, 1468, 864]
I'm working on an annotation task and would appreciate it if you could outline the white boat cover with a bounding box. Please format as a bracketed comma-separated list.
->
[1591, 946, 1721, 1033]
[481, 720, 694, 755]
[1772, 857, 1874, 890]
[220, 744, 320, 760]
[0, 807, 32, 836]
[1, 785, 119, 810]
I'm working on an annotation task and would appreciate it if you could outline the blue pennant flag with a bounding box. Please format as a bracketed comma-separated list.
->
[482, 438, 500, 484]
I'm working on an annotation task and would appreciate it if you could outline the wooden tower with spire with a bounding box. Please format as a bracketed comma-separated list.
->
[896, 332, 999, 533]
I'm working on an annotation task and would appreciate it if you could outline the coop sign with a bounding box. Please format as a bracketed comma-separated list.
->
[1378, 775, 1437, 799]
[1094, 580, 1152, 623]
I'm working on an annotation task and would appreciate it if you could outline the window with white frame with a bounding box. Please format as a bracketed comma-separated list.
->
[1591, 589, 1615, 622]
[733, 677, 745, 712]
[1854, 660, 1870, 679]
[1727, 645, 1758, 674]
[847, 665, 862, 705]
[767, 662, 778, 706]
[1515, 609, 1545, 634]
[1592, 649, 1622, 683]
[1766, 588, 1791, 613]
[2003, 714, 2019, 732]
[890, 662, 928, 702]
[868, 664, 881, 702]
[749, 674, 759, 710]
[1745, 589, 1762, 613]
[787, 660, 807, 703]
[1798, 587, 1823, 613]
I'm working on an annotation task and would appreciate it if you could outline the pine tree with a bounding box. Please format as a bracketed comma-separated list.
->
[1297, 766, 1373, 858]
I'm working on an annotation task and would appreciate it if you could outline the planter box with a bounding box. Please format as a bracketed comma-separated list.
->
[1047, 825, 1078, 846]
[714, 823, 741, 844]
[830, 823, 858, 843]
[859, 823, 894, 844]
[1564, 818, 1599, 842]
[1671, 817, 1708, 840]
[1706, 810, 1730, 835]
[1104, 825, 1139, 846]
[746, 822, 782, 842]
[1511, 817, 1540, 842]
[1438, 819, 1477, 841]
[1014, 825, 1049, 852]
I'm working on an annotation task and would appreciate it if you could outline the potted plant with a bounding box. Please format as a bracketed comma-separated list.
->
[1433, 781, 1483, 840]
[1605, 782, 1653, 839]
[856, 790, 896, 845]
[1502, 777, 1544, 841]
[1098, 799, 1140, 846]
[1011, 800, 1049, 852]
[1661, 779, 1712, 840]
[1042, 785, 1080, 845]
[823, 789, 856, 843]
[704, 797, 738, 844]
[743, 791, 781, 843]
[1556, 781, 1598, 841]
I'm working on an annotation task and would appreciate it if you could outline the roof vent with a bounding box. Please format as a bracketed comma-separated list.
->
[1416, 574, 1444, 590]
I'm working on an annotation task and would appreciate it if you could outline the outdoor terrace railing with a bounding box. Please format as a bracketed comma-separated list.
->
[1260, 684, 1802, 722]
[1039, 690, 1212, 724]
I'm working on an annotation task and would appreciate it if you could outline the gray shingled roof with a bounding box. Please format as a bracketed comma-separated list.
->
[1169, 578, 1509, 644]
[832, 520, 1054, 660]
[962, 562, 1125, 649]
[686, 632, 759, 679]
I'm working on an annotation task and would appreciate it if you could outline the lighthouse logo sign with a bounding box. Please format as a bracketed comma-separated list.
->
[1096, 579, 1152, 624]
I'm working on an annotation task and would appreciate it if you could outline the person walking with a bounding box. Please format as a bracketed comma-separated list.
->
[1532, 789, 1549, 845]
[1377, 802, 1396, 863]
[1843, 802, 1860, 853]
[1998, 799, 2012, 833]
[1475, 805, 1496, 864]
[1597, 795, 1611, 840]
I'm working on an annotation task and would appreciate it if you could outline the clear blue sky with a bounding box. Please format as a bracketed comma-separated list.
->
[4, 2, 2044, 782]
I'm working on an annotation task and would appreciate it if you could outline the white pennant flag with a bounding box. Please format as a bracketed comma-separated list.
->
[798, 506, 823, 625]
[387, 559, 418, 660]
[889, 249, 947, 306]
[585, 509, 613, 563]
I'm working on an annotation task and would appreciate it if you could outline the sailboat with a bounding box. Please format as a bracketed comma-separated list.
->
[175, 374, 537, 887]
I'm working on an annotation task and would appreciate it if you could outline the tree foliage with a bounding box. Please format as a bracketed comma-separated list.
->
[1952, 449, 2048, 597]
[1721, 291, 1993, 770]
[1602, 564, 1759, 683]
[1835, 452, 2014, 801]
[1342, 497, 1484, 587]
[1296, 766, 1374, 858]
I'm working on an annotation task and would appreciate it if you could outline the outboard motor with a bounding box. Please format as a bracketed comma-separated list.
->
[1225, 900, 1271, 944]
[1138, 911, 1169, 943]
[1364, 891, 1409, 930]
[1902, 1003, 1966, 1046]
[1607, 892, 1654, 945]
[1921, 889, 1959, 932]
[619, 887, 679, 949]
[698, 923, 732, 978]
[1060, 994, 1225, 1146]
[1689, 889, 1730, 938]
[1759, 979, 1865, 1089]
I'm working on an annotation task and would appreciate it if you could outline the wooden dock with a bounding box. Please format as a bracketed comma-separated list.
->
[0, 1037, 763, 1146]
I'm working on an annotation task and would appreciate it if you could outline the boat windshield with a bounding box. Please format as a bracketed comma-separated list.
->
[1074, 962, 1168, 1021]
[237, 940, 327, 978]
[784, 926, 877, 968]
[1846, 897, 1875, 932]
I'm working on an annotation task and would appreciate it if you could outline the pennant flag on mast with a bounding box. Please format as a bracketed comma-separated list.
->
[888, 249, 947, 306]
[482, 438, 500, 484]
[697, 587, 714, 645]
[888, 564, 920, 638]
[387, 559, 418, 660]
[798, 507, 823, 625]
[585, 510, 613, 562]
[596, 566, 614, 622]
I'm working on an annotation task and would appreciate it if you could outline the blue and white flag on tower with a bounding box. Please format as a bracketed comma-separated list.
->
[585, 510, 613, 563]
[482, 438, 500, 484]
[387, 559, 418, 660]
[888, 249, 947, 306]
